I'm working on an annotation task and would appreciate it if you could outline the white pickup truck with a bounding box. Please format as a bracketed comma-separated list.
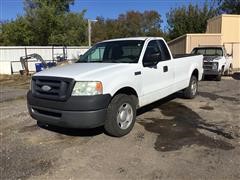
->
[27, 37, 203, 137]
[191, 46, 233, 81]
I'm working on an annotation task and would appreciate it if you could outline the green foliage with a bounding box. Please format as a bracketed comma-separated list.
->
[0, 17, 33, 45]
[2, 0, 235, 46]
[218, 0, 240, 14]
[92, 10, 164, 44]
[49, 12, 87, 46]
[24, 0, 74, 14]
[166, 2, 218, 40]
[0, 0, 87, 46]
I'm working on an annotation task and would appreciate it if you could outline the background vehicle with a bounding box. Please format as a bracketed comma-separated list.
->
[191, 46, 233, 81]
[27, 37, 203, 137]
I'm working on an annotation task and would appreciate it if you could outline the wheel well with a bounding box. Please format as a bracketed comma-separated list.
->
[113, 87, 139, 105]
[114, 87, 138, 97]
[192, 69, 199, 80]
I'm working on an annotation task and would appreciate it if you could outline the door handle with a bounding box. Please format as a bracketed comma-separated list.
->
[163, 66, 168, 72]
[134, 71, 141, 76]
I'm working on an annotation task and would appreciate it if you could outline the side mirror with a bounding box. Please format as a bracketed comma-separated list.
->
[227, 53, 232, 57]
[143, 53, 160, 67]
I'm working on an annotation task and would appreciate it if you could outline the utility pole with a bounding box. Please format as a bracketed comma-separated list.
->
[88, 19, 98, 47]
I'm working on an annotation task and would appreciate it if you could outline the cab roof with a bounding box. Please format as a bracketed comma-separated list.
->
[101, 37, 164, 42]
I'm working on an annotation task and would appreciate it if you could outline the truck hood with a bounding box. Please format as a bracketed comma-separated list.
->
[34, 63, 136, 81]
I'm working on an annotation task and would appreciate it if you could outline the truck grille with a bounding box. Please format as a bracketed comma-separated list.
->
[32, 76, 75, 101]
[203, 62, 213, 70]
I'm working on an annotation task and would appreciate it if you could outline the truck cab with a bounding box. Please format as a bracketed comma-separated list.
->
[191, 46, 233, 81]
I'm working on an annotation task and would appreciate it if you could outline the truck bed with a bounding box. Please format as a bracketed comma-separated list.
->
[173, 54, 196, 59]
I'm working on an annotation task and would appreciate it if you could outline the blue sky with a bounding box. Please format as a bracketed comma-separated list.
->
[0, 0, 208, 29]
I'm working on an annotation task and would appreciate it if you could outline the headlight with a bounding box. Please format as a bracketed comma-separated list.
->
[212, 62, 218, 70]
[72, 81, 103, 96]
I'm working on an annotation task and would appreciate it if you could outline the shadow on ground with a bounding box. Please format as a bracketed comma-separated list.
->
[137, 95, 234, 152]
[37, 122, 104, 137]
[199, 91, 239, 102]
[232, 72, 240, 80]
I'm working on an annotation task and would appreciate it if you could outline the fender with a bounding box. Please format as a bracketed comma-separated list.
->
[188, 56, 203, 81]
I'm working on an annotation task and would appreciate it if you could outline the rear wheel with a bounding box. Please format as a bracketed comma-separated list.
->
[225, 64, 233, 76]
[104, 94, 137, 137]
[183, 75, 198, 99]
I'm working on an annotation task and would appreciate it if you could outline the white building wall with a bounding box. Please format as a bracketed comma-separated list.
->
[0, 46, 89, 74]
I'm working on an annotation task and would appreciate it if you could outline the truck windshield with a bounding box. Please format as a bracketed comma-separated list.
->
[76, 40, 144, 63]
[191, 48, 223, 56]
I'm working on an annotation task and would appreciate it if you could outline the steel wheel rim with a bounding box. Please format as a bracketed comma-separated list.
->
[116, 103, 133, 130]
[191, 79, 197, 95]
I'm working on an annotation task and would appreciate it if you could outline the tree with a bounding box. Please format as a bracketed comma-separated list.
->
[24, 0, 74, 15]
[92, 10, 164, 44]
[166, 2, 218, 40]
[24, 3, 59, 45]
[23, 0, 84, 45]
[0, 0, 88, 46]
[49, 12, 87, 46]
[218, 0, 240, 14]
[0, 17, 33, 45]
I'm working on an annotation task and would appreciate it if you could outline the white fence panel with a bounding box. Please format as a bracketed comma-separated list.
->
[1, 48, 26, 62]
[0, 46, 89, 74]
[26, 47, 53, 60]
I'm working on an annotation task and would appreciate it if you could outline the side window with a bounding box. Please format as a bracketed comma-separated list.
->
[87, 47, 105, 61]
[143, 40, 161, 66]
[157, 40, 171, 61]
[216, 49, 223, 56]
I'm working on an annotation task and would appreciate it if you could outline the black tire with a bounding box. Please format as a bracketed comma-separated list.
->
[37, 121, 46, 127]
[224, 64, 233, 76]
[104, 94, 137, 137]
[216, 66, 225, 81]
[216, 73, 222, 81]
[183, 75, 198, 99]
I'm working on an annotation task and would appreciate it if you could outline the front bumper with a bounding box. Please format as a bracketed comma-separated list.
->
[27, 91, 111, 128]
[203, 69, 221, 76]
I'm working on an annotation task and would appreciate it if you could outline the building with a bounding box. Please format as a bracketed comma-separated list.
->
[168, 14, 240, 70]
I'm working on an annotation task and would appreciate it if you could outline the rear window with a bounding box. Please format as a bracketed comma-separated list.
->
[157, 40, 171, 61]
[191, 48, 223, 56]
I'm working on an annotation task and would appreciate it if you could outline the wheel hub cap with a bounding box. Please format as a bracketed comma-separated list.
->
[117, 103, 133, 130]
[191, 80, 197, 95]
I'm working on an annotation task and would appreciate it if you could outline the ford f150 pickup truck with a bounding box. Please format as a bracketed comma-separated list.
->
[27, 37, 203, 137]
[191, 46, 233, 81]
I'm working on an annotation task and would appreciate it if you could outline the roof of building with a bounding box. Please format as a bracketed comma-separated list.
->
[168, 34, 222, 44]
[207, 14, 240, 22]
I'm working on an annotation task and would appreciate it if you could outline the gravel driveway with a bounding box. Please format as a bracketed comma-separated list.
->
[1, 75, 240, 179]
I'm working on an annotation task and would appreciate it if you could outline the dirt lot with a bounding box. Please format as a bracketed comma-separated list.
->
[1, 74, 240, 180]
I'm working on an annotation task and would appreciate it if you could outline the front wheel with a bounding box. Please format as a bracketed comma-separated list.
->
[183, 75, 198, 99]
[216, 67, 224, 81]
[216, 73, 222, 81]
[104, 94, 137, 137]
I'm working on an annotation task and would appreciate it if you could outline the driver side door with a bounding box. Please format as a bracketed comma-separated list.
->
[140, 40, 174, 106]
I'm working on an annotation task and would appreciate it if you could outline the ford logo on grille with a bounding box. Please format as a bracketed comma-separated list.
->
[41, 85, 52, 92]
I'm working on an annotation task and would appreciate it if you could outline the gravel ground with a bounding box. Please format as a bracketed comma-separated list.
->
[0, 74, 240, 180]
